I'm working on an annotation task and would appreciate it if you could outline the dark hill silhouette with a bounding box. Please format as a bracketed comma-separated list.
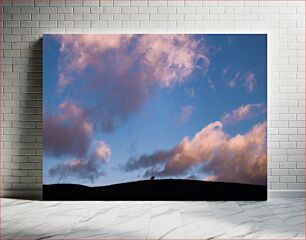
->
[43, 179, 267, 201]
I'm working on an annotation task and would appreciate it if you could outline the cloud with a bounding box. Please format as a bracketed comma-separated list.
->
[227, 72, 240, 88]
[204, 175, 217, 181]
[57, 34, 208, 90]
[244, 71, 256, 92]
[94, 141, 112, 163]
[137, 35, 209, 87]
[177, 105, 194, 123]
[44, 100, 113, 183]
[124, 121, 267, 185]
[49, 141, 111, 183]
[222, 65, 257, 92]
[221, 103, 265, 125]
[45, 35, 211, 183]
[184, 87, 196, 98]
[222, 65, 231, 77]
[207, 77, 216, 90]
[53, 34, 209, 133]
[44, 100, 93, 158]
[57, 34, 134, 90]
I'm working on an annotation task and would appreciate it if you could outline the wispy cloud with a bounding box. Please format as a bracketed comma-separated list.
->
[177, 105, 194, 124]
[222, 65, 257, 92]
[184, 87, 196, 98]
[244, 71, 256, 92]
[221, 103, 266, 125]
[227, 72, 240, 88]
[207, 77, 216, 90]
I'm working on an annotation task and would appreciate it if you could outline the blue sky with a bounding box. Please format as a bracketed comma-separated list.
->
[43, 34, 267, 186]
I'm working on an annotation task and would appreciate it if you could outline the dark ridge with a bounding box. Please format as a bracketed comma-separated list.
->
[43, 179, 267, 201]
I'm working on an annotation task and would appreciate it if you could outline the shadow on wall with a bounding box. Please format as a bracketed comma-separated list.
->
[4, 38, 43, 200]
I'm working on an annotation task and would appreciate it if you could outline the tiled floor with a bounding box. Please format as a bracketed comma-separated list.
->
[2, 197, 305, 239]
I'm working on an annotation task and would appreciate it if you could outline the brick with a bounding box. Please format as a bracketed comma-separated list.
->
[121, 7, 138, 14]
[83, 0, 99, 6]
[104, 7, 121, 14]
[21, 21, 39, 28]
[12, 0, 34, 7]
[150, 13, 167, 21]
[65, 0, 82, 6]
[158, 7, 176, 14]
[57, 7, 73, 14]
[74, 21, 90, 28]
[49, 0, 65, 6]
[39, 6, 57, 14]
[271, 183, 288, 189]
[168, 14, 184, 21]
[148, 0, 167, 7]
[74, 7, 90, 14]
[91, 21, 107, 28]
[31, 14, 49, 20]
[288, 183, 305, 189]
[21, 6, 39, 13]
[83, 14, 100, 20]
[130, 14, 149, 21]
[4, 6, 21, 13]
[39, 21, 57, 28]
[58, 21, 73, 28]
[131, 0, 148, 7]
[139, 7, 157, 13]
[272, 169, 289, 176]
[177, 7, 196, 14]
[34, 0, 49, 6]
[49, 14, 64, 20]
[139, 21, 158, 28]
[280, 176, 296, 183]
[12, 14, 31, 20]
[121, 20, 139, 28]
[289, 169, 305, 176]
[65, 14, 83, 21]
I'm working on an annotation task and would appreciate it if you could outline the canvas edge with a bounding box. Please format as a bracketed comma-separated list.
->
[1, 190, 304, 200]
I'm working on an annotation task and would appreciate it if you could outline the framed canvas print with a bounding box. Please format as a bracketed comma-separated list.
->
[43, 34, 267, 200]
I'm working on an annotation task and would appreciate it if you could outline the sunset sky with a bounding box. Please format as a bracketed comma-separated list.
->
[43, 34, 267, 186]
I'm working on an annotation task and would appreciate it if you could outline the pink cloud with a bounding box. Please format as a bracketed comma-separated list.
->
[44, 100, 93, 158]
[204, 175, 217, 182]
[177, 105, 194, 124]
[49, 141, 112, 183]
[94, 141, 111, 163]
[137, 35, 209, 87]
[225, 68, 257, 92]
[53, 34, 209, 133]
[56, 34, 208, 90]
[57, 73, 73, 91]
[125, 121, 267, 185]
[245, 71, 256, 92]
[221, 103, 265, 125]
[44, 101, 112, 181]
[227, 72, 240, 88]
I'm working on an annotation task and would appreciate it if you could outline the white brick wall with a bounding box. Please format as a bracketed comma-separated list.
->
[1, 0, 305, 198]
